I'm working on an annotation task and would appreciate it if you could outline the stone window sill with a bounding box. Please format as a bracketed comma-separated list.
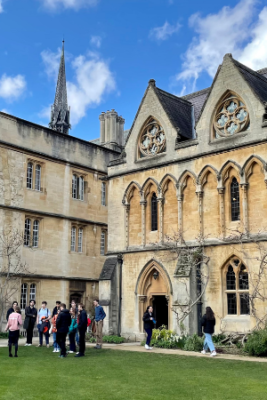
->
[136, 152, 166, 163]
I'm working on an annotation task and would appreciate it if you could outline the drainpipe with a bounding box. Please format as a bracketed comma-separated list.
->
[117, 254, 123, 337]
[196, 262, 203, 337]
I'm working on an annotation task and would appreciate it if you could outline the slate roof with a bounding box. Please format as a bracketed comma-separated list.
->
[232, 59, 267, 104]
[99, 257, 117, 280]
[182, 87, 210, 122]
[154, 87, 194, 139]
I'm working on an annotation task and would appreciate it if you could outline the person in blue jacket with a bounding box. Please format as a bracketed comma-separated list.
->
[93, 299, 106, 349]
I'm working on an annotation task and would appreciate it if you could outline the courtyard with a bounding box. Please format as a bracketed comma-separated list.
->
[0, 346, 267, 400]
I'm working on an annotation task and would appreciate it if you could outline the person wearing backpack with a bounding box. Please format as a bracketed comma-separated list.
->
[201, 306, 217, 357]
[5, 305, 22, 357]
[37, 301, 51, 348]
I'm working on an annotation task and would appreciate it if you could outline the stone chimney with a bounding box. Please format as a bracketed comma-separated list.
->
[99, 110, 125, 150]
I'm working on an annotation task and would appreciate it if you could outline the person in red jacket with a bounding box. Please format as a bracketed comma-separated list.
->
[5, 305, 22, 357]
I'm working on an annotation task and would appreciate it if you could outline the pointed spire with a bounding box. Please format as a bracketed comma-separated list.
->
[49, 41, 71, 135]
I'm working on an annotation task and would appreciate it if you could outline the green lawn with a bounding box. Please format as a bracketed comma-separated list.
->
[0, 347, 267, 400]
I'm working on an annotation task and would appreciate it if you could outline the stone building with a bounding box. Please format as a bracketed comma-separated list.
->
[0, 43, 124, 319]
[101, 54, 267, 338]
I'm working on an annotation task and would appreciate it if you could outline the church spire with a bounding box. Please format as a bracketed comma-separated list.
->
[49, 41, 71, 135]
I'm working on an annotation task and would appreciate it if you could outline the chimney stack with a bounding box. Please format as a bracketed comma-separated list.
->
[99, 110, 125, 151]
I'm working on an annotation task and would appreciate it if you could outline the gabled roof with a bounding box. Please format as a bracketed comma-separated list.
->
[182, 87, 210, 122]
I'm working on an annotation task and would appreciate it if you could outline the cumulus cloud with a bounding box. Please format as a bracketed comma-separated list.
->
[176, 0, 267, 93]
[41, 49, 116, 126]
[90, 36, 102, 48]
[39, 0, 98, 11]
[0, 74, 27, 101]
[149, 21, 181, 41]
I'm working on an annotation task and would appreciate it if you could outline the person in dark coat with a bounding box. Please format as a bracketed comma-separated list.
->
[24, 300, 37, 346]
[201, 306, 216, 357]
[52, 301, 61, 317]
[143, 306, 155, 350]
[6, 301, 19, 321]
[56, 303, 71, 358]
[75, 303, 87, 357]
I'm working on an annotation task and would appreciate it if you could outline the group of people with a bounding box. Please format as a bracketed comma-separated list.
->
[5, 298, 106, 358]
[143, 305, 217, 357]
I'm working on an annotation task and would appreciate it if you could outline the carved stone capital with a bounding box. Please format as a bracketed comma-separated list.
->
[139, 295, 147, 303]
[217, 187, 225, 195]
[240, 183, 249, 191]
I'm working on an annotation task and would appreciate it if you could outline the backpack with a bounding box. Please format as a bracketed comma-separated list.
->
[87, 318, 91, 327]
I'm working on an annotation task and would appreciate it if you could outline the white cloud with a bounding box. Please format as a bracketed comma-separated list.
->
[176, 0, 267, 93]
[39, 0, 98, 11]
[149, 21, 181, 42]
[41, 48, 61, 80]
[0, 74, 27, 101]
[41, 50, 116, 126]
[0, 1, 3, 13]
[90, 36, 102, 48]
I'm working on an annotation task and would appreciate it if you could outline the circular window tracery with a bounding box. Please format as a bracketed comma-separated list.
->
[214, 94, 249, 138]
[139, 118, 166, 157]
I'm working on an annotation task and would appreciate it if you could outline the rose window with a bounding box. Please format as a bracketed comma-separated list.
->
[139, 119, 166, 157]
[214, 95, 249, 138]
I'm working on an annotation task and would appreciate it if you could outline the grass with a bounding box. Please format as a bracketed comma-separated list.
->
[1, 346, 267, 400]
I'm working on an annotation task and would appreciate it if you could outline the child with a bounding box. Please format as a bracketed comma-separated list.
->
[5, 305, 22, 357]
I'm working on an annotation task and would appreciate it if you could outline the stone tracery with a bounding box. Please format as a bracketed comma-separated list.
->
[138, 117, 166, 157]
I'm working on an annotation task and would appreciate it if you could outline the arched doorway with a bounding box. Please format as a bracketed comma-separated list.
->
[136, 260, 172, 332]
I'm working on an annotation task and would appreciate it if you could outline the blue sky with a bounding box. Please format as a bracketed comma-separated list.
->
[0, 0, 266, 141]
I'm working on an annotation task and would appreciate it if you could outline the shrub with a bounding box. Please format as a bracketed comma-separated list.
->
[184, 334, 204, 352]
[0, 332, 8, 339]
[244, 329, 267, 356]
[103, 335, 125, 344]
[141, 326, 187, 349]
[212, 334, 226, 344]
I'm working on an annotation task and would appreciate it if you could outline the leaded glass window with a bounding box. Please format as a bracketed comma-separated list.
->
[101, 183, 106, 206]
[72, 175, 78, 199]
[35, 165, 41, 191]
[151, 193, 158, 231]
[72, 175, 84, 200]
[138, 117, 166, 158]
[24, 218, 31, 246]
[79, 177, 84, 201]
[20, 283, 27, 310]
[78, 228, 83, 253]
[225, 258, 250, 316]
[30, 284, 36, 301]
[214, 94, 249, 138]
[100, 231, 105, 255]
[231, 177, 240, 221]
[71, 227, 76, 252]
[27, 162, 33, 189]
[32, 220, 39, 248]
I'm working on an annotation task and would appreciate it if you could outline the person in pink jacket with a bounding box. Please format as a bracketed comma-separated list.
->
[5, 305, 22, 357]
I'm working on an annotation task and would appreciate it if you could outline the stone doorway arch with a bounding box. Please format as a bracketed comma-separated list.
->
[135, 259, 172, 332]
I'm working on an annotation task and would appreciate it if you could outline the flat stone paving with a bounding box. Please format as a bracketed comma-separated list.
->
[0, 338, 266, 363]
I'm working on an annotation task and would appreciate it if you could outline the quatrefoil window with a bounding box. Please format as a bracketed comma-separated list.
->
[138, 118, 166, 158]
[214, 94, 249, 138]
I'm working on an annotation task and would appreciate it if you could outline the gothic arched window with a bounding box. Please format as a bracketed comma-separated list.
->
[213, 93, 249, 139]
[225, 258, 250, 316]
[138, 117, 166, 158]
[151, 193, 158, 231]
[231, 177, 240, 221]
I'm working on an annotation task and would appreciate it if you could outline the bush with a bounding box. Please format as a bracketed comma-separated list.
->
[141, 326, 187, 349]
[184, 334, 204, 352]
[244, 329, 267, 356]
[103, 335, 125, 344]
[0, 332, 8, 339]
[212, 334, 226, 344]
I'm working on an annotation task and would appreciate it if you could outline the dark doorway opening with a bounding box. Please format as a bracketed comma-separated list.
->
[70, 292, 83, 307]
[152, 296, 168, 329]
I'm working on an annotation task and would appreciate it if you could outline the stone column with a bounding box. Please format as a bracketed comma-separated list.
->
[124, 204, 130, 249]
[196, 191, 204, 237]
[119, 116, 125, 147]
[218, 188, 225, 238]
[99, 112, 105, 144]
[140, 200, 147, 248]
[178, 195, 184, 238]
[240, 183, 249, 235]
[110, 109, 118, 143]
[105, 111, 111, 143]
[157, 197, 164, 244]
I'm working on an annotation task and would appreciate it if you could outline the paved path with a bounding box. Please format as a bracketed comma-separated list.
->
[0, 337, 266, 363]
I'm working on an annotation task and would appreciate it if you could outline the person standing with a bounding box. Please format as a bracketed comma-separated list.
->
[71, 300, 79, 346]
[37, 301, 51, 348]
[56, 303, 71, 358]
[93, 299, 106, 349]
[51, 308, 60, 353]
[75, 303, 87, 357]
[68, 307, 78, 354]
[5, 305, 22, 357]
[24, 300, 37, 346]
[201, 306, 217, 357]
[143, 306, 155, 350]
[52, 301, 61, 317]
[6, 301, 19, 321]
